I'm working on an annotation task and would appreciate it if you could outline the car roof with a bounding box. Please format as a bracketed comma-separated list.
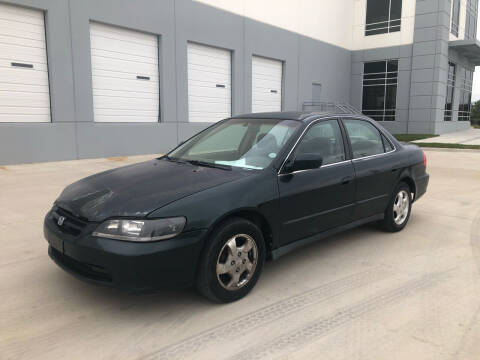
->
[231, 111, 366, 122]
[230, 108, 400, 147]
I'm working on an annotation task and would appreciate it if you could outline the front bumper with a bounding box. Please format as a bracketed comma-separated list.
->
[44, 210, 207, 293]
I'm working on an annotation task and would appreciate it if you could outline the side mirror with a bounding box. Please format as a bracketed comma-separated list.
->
[284, 153, 323, 173]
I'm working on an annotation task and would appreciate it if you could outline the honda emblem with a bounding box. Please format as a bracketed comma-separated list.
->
[57, 216, 66, 226]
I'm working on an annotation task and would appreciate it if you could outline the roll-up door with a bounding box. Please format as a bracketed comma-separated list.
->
[90, 22, 159, 122]
[0, 3, 50, 122]
[187, 42, 231, 122]
[252, 56, 282, 112]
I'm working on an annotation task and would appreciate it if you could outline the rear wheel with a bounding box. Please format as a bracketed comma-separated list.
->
[381, 182, 412, 232]
[196, 217, 265, 303]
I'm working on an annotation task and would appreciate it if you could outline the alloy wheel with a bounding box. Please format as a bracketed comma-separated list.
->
[216, 234, 258, 291]
[393, 190, 410, 225]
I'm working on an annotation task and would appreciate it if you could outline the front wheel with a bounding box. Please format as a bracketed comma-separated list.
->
[196, 217, 265, 303]
[381, 182, 412, 232]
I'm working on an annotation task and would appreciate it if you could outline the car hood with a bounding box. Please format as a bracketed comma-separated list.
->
[55, 158, 251, 221]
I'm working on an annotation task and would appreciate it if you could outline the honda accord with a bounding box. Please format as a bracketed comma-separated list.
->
[44, 110, 429, 302]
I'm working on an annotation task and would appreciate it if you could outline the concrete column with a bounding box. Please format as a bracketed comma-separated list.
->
[408, 0, 451, 134]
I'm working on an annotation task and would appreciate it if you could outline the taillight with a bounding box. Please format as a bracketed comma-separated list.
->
[423, 152, 427, 167]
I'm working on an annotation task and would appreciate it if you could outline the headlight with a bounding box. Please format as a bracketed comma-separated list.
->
[92, 217, 186, 242]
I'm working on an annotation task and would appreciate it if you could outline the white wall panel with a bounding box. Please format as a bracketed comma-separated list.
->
[195, 0, 417, 50]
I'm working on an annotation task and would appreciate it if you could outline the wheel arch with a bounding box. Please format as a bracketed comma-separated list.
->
[206, 208, 275, 260]
[398, 176, 417, 202]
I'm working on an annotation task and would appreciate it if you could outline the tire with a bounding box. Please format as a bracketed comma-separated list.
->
[380, 182, 412, 232]
[196, 217, 265, 303]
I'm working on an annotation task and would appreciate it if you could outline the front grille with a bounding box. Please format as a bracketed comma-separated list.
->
[50, 247, 112, 283]
[52, 207, 88, 236]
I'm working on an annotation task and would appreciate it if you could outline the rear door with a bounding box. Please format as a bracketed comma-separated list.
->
[341, 118, 398, 220]
[277, 118, 355, 245]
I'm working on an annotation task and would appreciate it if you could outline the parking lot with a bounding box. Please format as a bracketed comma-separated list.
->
[1, 149, 479, 360]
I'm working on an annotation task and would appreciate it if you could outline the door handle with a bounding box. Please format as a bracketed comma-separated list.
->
[11, 62, 33, 69]
[341, 176, 353, 185]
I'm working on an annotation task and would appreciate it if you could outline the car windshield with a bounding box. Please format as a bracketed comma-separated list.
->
[167, 118, 301, 170]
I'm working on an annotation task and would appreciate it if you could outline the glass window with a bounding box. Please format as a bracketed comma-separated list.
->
[344, 119, 386, 159]
[465, 11, 471, 38]
[458, 68, 473, 121]
[189, 123, 249, 154]
[168, 118, 300, 170]
[362, 60, 398, 121]
[444, 61, 456, 121]
[451, 0, 460, 36]
[382, 134, 394, 152]
[365, 0, 403, 36]
[295, 120, 345, 166]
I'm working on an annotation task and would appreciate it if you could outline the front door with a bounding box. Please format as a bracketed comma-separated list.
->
[277, 119, 355, 246]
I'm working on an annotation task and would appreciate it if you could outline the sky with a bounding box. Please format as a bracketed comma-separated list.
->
[471, 20, 480, 101]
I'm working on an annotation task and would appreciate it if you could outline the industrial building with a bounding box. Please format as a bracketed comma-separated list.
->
[0, 0, 478, 164]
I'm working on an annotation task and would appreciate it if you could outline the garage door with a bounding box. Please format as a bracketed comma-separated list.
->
[187, 42, 231, 123]
[252, 56, 282, 112]
[0, 3, 50, 123]
[90, 22, 159, 122]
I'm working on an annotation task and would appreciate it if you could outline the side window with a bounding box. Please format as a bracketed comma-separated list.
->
[343, 119, 385, 159]
[382, 134, 394, 152]
[295, 119, 345, 166]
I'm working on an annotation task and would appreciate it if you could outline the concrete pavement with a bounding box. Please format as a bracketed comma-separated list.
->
[1, 149, 479, 359]
[414, 127, 480, 145]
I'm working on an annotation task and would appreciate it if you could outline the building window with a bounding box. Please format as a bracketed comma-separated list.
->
[458, 68, 473, 121]
[465, 12, 471, 38]
[444, 62, 456, 121]
[362, 60, 398, 121]
[365, 0, 402, 36]
[465, 0, 478, 39]
[451, 0, 460, 36]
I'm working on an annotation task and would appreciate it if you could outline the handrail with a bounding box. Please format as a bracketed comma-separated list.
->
[301, 102, 361, 114]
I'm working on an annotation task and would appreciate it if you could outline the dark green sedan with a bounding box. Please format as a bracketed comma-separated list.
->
[44, 109, 429, 302]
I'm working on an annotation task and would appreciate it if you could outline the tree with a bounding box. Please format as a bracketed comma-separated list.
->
[470, 100, 480, 125]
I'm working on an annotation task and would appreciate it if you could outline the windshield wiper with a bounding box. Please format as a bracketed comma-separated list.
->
[164, 156, 231, 170]
[186, 160, 232, 171]
[163, 155, 187, 164]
